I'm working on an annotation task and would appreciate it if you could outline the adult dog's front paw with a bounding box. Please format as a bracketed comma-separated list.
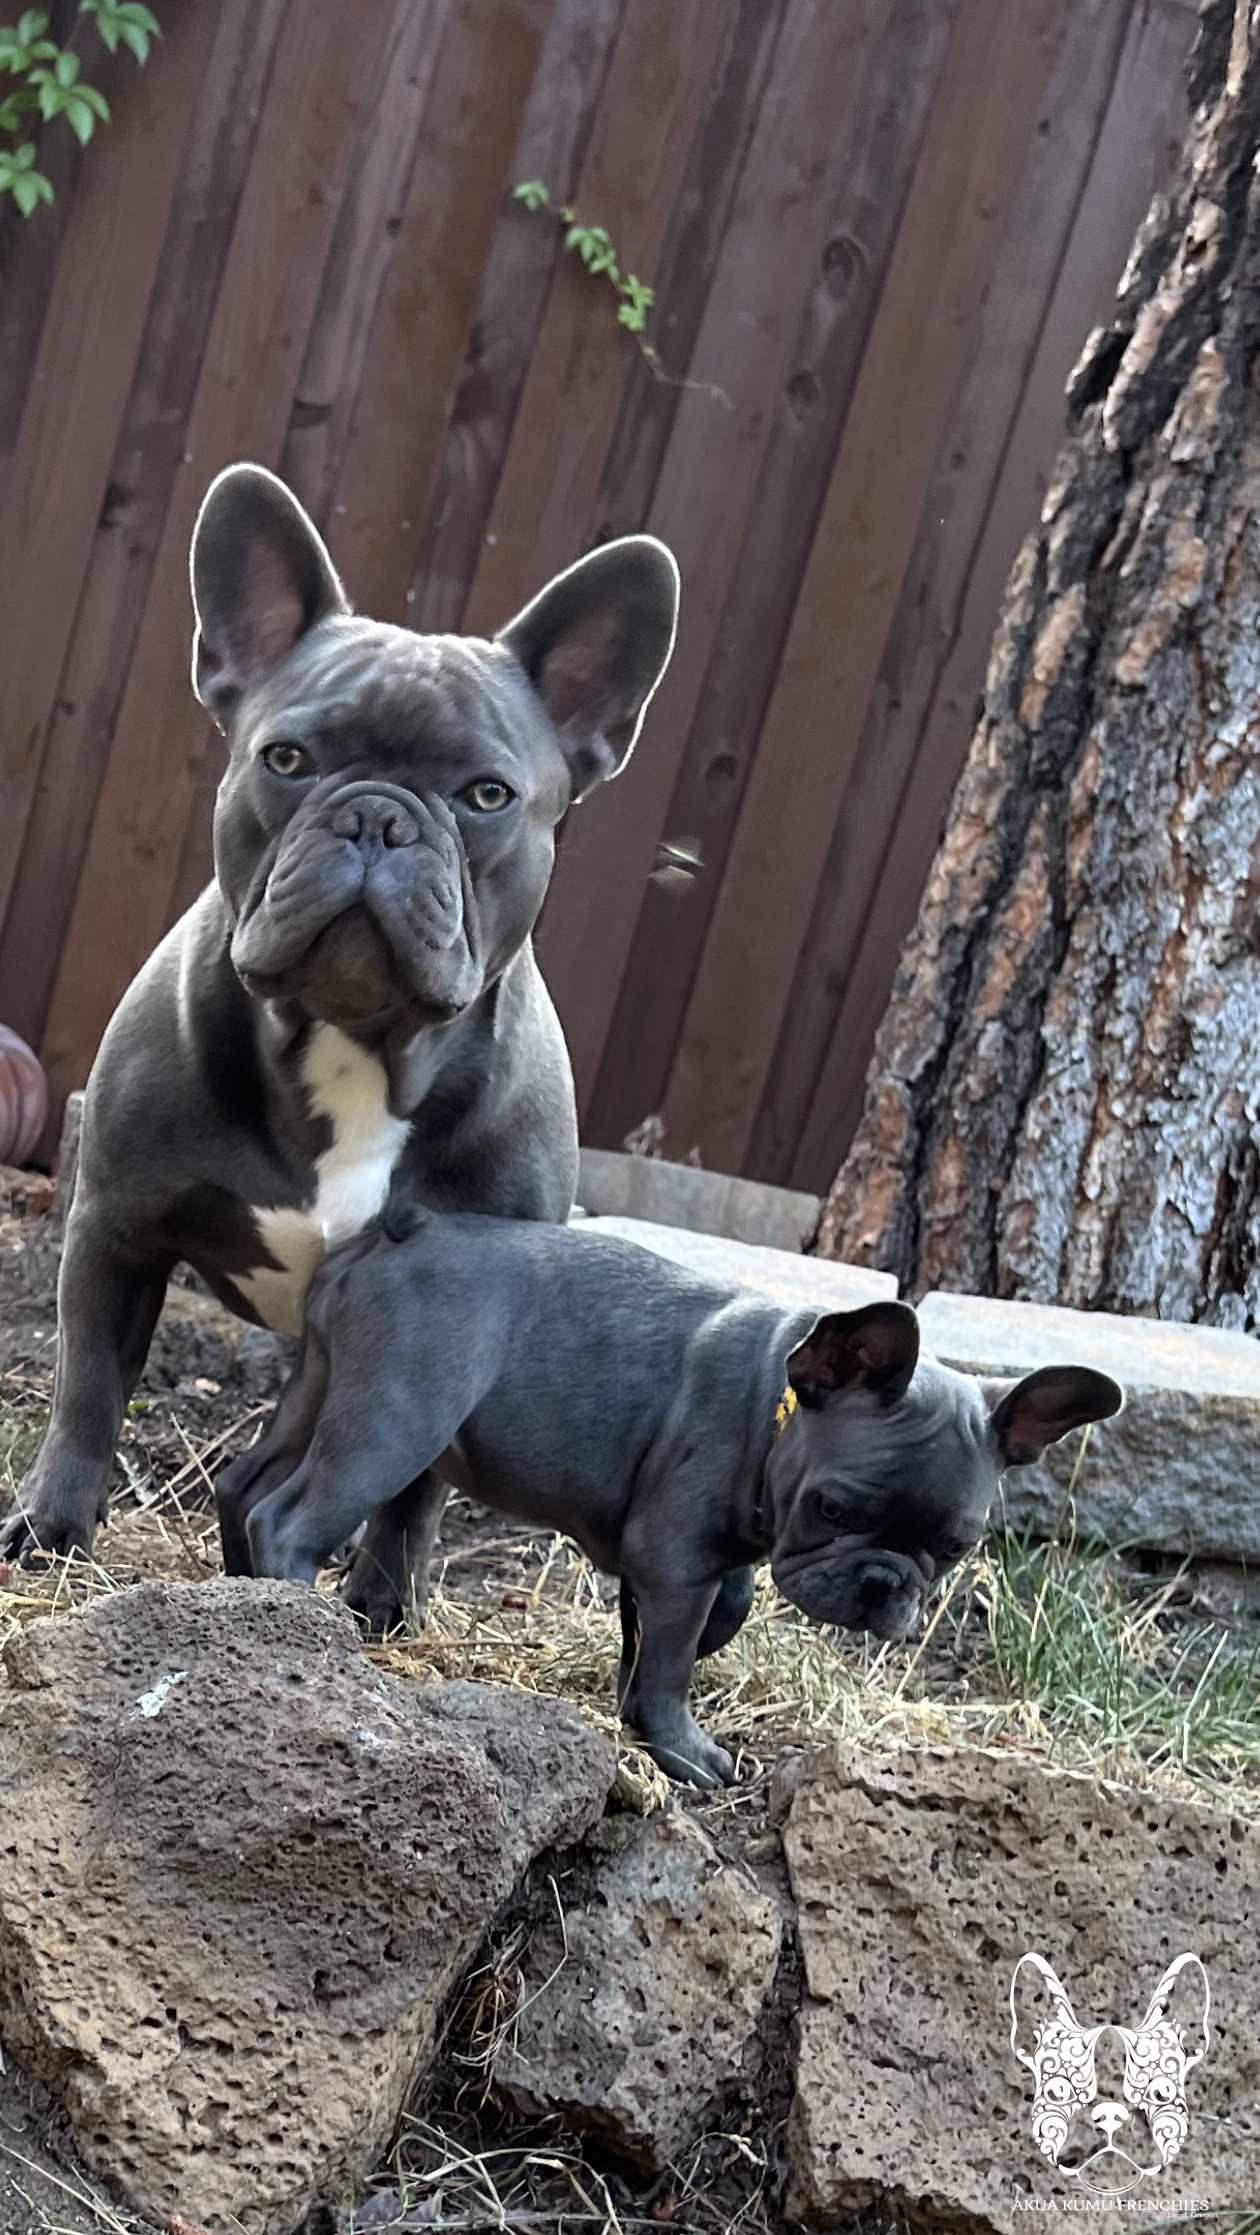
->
[0, 1500, 97, 1565]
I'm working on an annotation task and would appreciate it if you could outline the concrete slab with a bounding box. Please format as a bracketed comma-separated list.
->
[577, 1148, 820, 1251]
[918, 1290, 1260, 1563]
[917, 1290, 1260, 1398]
[570, 1215, 895, 1313]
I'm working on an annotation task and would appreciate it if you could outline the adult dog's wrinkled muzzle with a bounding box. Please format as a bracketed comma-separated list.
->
[771, 1541, 927, 1641]
[230, 780, 482, 1025]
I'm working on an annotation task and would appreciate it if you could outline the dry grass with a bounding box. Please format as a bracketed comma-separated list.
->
[4, 1403, 1259, 1820]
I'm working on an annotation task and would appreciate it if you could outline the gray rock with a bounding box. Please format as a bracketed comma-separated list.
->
[781, 1744, 1260, 2231]
[494, 1809, 783, 2168]
[918, 1289, 1260, 1560]
[578, 1147, 821, 1252]
[573, 1215, 896, 1311]
[0, 1580, 613, 2235]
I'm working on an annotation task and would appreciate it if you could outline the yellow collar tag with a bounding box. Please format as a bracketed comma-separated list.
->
[774, 1383, 798, 1436]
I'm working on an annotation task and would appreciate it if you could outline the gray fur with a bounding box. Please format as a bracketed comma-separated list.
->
[216, 1214, 1123, 1787]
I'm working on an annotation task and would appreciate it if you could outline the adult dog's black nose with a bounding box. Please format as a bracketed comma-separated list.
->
[330, 793, 419, 850]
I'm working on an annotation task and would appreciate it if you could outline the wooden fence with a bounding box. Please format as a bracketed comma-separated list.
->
[0, 0, 1193, 1184]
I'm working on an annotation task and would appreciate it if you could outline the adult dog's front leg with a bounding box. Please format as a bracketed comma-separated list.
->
[1, 1206, 167, 1562]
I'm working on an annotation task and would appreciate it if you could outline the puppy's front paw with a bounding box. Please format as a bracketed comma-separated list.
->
[636, 1716, 736, 1790]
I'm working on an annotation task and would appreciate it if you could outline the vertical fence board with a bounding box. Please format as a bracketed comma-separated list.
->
[278, 0, 461, 530]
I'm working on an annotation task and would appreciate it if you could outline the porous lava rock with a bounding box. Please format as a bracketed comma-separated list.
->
[494, 1808, 783, 2167]
[0, 1579, 613, 2235]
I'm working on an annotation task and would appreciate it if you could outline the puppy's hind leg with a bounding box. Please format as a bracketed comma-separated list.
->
[216, 1319, 330, 1575]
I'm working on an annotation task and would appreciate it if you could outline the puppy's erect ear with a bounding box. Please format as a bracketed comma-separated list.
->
[785, 1301, 920, 1409]
[190, 463, 348, 719]
[497, 535, 679, 801]
[985, 1366, 1123, 1468]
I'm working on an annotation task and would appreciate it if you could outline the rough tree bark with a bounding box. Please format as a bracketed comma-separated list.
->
[815, 0, 1260, 1331]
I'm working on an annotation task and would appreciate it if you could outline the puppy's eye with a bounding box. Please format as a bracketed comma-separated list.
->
[460, 778, 514, 813]
[262, 741, 311, 779]
[817, 1492, 848, 1529]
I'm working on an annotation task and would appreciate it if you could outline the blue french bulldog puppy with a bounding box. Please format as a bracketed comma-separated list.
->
[216, 1211, 1123, 1786]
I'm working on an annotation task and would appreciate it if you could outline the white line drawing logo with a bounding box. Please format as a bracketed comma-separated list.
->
[1009, 1951, 1210, 2198]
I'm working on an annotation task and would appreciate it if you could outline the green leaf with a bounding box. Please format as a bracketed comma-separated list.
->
[94, 15, 119, 46]
[117, 2, 160, 29]
[76, 78, 108, 115]
[53, 47, 78, 82]
[6, 157, 51, 211]
[17, 8, 49, 40]
[117, 17, 149, 60]
[511, 178, 550, 211]
[616, 300, 646, 333]
[64, 88, 95, 140]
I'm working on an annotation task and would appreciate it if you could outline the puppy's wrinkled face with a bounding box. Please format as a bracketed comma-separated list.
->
[190, 465, 678, 1035]
[767, 1304, 1123, 1642]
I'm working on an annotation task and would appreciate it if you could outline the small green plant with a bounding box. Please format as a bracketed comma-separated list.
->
[512, 178, 727, 404]
[0, 0, 159, 216]
[512, 179, 656, 334]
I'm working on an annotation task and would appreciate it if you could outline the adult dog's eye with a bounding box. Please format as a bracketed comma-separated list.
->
[262, 741, 311, 779]
[461, 778, 514, 813]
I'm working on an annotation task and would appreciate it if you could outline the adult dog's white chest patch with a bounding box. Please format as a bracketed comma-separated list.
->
[234, 1025, 411, 1335]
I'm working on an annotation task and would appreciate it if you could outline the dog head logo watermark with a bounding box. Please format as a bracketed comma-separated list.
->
[1009, 1952, 1210, 2197]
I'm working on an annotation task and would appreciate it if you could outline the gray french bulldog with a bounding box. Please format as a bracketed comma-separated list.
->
[1, 465, 679, 1631]
[215, 1210, 1124, 1786]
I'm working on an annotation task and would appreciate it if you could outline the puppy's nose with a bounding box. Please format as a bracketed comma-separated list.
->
[859, 1562, 902, 1606]
[330, 794, 419, 850]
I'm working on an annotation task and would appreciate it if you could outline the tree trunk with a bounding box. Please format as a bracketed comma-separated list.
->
[814, 0, 1260, 1333]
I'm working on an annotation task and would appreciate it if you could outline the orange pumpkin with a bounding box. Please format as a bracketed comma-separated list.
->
[0, 1025, 48, 1166]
